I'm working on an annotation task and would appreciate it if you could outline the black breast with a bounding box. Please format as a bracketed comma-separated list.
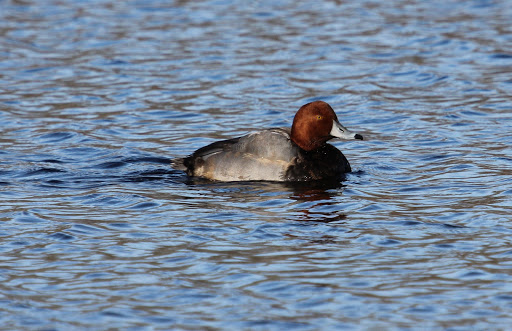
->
[285, 144, 351, 181]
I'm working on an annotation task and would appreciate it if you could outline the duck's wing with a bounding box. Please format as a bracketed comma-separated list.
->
[171, 136, 241, 172]
[173, 128, 298, 181]
[234, 128, 295, 161]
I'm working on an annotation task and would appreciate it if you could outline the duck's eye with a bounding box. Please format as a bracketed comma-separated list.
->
[316, 115, 322, 120]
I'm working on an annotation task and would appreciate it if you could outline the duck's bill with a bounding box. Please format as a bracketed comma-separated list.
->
[330, 120, 364, 140]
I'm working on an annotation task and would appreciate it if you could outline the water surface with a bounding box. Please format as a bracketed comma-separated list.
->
[1, 0, 512, 329]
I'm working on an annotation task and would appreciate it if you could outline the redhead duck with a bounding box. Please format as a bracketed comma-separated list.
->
[172, 101, 363, 181]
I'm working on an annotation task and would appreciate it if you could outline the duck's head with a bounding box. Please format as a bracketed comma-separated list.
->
[291, 101, 363, 151]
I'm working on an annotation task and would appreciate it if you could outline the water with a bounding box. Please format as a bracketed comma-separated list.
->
[1, 0, 512, 329]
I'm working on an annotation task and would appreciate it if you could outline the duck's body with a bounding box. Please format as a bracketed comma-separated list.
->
[173, 101, 363, 182]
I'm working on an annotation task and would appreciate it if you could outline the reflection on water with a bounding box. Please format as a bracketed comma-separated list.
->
[1, 0, 512, 329]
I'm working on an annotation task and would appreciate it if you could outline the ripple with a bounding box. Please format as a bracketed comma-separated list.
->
[38, 132, 75, 143]
[19, 167, 66, 178]
[47, 232, 75, 241]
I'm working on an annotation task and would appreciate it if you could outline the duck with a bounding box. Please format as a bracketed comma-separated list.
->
[172, 101, 363, 181]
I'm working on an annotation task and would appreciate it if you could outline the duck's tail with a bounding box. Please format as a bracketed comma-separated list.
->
[170, 158, 187, 171]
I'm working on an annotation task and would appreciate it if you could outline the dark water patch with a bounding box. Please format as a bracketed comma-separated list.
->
[405, 305, 436, 314]
[243, 320, 310, 329]
[88, 195, 124, 206]
[101, 310, 127, 318]
[490, 53, 512, 60]
[11, 154, 182, 190]
[47, 232, 75, 241]
[69, 224, 105, 235]
[435, 243, 454, 249]
[122, 169, 183, 184]
[41, 179, 66, 187]
[496, 156, 512, 163]
[40, 159, 65, 164]
[461, 271, 487, 278]
[449, 164, 473, 171]
[472, 0, 497, 8]
[128, 156, 171, 165]
[395, 220, 423, 226]
[38, 132, 75, 143]
[388, 70, 417, 77]
[496, 295, 512, 301]
[13, 211, 48, 224]
[101, 59, 130, 66]
[95, 161, 128, 169]
[251, 225, 284, 240]
[390, 220, 466, 230]
[144, 316, 177, 325]
[9, 241, 30, 247]
[460, 110, 489, 117]
[420, 154, 453, 161]
[129, 202, 160, 209]
[396, 186, 428, 193]
[377, 239, 402, 246]
[368, 52, 397, 58]
[440, 223, 466, 229]
[359, 204, 383, 212]
[19, 167, 66, 178]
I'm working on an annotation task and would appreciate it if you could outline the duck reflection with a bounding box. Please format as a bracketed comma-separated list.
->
[181, 178, 349, 224]
[286, 181, 348, 223]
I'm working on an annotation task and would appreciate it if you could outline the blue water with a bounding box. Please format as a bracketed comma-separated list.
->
[1, 0, 512, 329]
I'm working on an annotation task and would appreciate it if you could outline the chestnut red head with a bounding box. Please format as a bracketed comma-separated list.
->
[291, 101, 362, 151]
